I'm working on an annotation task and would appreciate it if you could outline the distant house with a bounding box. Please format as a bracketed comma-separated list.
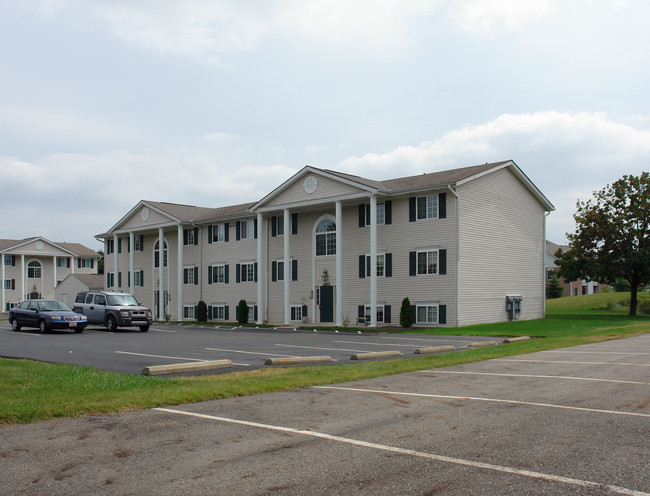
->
[1, 237, 100, 310]
[98, 160, 554, 326]
[545, 240, 600, 297]
[55, 273, 105, 307]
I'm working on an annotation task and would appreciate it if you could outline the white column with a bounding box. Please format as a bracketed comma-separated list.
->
[113, 234, 119, 291]
[21, 255, 25, 300]
[53, 256, 57, 295]
[369, 195, 378, 327]
[335, 201, 343, 326]
[129, 232, 135, 294]
[283, 209, 291, 325]
[257, 213, 264, 324]
[158, 228, 164, 320]
[1, 254, 5, 311]
[177, 225, 183, 322]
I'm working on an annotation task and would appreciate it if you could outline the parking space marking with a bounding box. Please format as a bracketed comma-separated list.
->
[315, 386, 650, 418]
[205, 347, 299, 358]
[496, 359, 650, 367]
[334, 339, 428, 349]
[418, 370, 650, 386]
[379, 336, 477, 344]
[151, 328, 177, 333]
[155, 407, 650, 496]
[115, 351, 210, 362]
[539, 350, 648, 355]
[275, 343, 370, 353]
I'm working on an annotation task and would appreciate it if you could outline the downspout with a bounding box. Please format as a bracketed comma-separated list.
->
[447, 185, 460, 327]
[544, 211, 550, 315]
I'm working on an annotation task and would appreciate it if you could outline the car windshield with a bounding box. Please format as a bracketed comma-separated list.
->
[38, 301, 72, 312]
[107, 294, 140, 306]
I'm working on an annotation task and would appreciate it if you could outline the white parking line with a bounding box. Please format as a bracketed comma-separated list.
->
[379, 336, 477, 344]
[418, 370, 650, 386]
[496, 359, 650, 367]
[205, 347, 298, 358]
[334, 340, 423, 348]
[155, 407, 650, 496]
[151, 328, 177, 333]
[115, 351, 209, 362]
[539, 350, 648, 355]
[315, 386, 650, 418]
[274, 343, 370, 353]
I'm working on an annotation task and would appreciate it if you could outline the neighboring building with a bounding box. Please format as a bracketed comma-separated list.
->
[98, 160, 554, 327]
[545, 240, 600, 296]
[1, 237, 100, 310]
[55, 273, 105, 307]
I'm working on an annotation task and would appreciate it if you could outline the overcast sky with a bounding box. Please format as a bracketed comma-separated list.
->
[2, 0, 649, 251]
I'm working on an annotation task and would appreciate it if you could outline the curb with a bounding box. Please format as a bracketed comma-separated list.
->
[351, 350, 403, 360]
[469, 341, 498, 348]
[414, 345, 456, 354]
[503, 336, 531, 343]
[265, 356, 333, 365]
[142, 359, 233, 376]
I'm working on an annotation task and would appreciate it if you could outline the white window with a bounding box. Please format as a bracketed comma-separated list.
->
[365, 203, 385, 225]
[56, 257, 70, 268]
[79, 258, 93, 269]
[240, 262, 255, 282]
[134, 235, 144, 252]
[183, 267, 196, 285]
[184, 305, 195, 319]
[212, 305, 226, 320]
[417, 194, 438, 220]
[276, 216, 284, 236]
[416, 304, 438, 324]
[417, 250, 438, 275]
[316, 219, 336, 256]
[4, 255, 14, 265]
[27, 261, 41, 278]
[365, 254, 385, 277]
[134, 270, 143, 287]
[4, 279, 14, 290]
[241, 219, 255, 240]
[290, 305, 303, 321]
[106, 239, 114, 255]
[364, 305, 385, 323]
[212, 224, 225, 242]
[184, 228, 197, 246]
[154, 241, 168, 267]
[213, 264, 226, 283]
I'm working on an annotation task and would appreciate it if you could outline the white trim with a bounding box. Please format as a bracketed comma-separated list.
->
[257, 212, 264, 324]
[335, 201, 342, 326]
[369, 195, 377, 327]
[283, 209, 291, 325]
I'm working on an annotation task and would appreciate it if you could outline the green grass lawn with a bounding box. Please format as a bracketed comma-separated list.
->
[1, 292, 649, 425]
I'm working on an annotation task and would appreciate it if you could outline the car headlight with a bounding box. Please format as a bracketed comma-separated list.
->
[50, 316, 61, 321]
[80, 315, 87, 321]
[146, 311, 152, 317]
[120, 311, 130, 317]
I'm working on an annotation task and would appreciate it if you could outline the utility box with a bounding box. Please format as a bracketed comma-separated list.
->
[506, 296, 522, 320]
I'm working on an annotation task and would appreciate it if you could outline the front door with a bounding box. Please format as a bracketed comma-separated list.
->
[319, 285, 333, 323]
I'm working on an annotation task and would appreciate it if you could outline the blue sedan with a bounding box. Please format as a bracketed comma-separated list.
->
[9, 299, 88, 333]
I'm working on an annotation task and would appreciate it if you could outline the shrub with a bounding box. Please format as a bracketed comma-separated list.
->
[237, 299, 249, 324]
[399, 297, 413, 328]
[546, 274, 564, 299]
[196, 301, 208, 322]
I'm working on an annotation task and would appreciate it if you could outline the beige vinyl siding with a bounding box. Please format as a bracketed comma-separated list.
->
[457, 167, 546, 326]
[120, 208, 173, 231]
[342, 194, 457, 326]
[265, 174, 364, 208]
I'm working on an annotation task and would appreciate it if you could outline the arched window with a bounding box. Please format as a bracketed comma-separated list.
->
[154, 240, 168, 267]
[316, 219, 336, 256]
[27, 260, 42, 278]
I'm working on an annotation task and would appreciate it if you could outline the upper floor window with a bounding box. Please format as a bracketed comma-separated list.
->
[27, 261, 41, 278]
[409, 193, 446, 222]
[78, 258, 93, 269]
[154, 240, 168, 267]
[275, 216, 284, 236]
[365, 254, 385, 277]
[106, 238, 114, 255]
[56, 257, 71, 268]
[4, 255, 16, 266]
[210, 224, 227, 243]
[183, 228, 199, 246]
[134, 235, 144, 252]
[417, 250, 438, 275]
[316, 219, 336, 256]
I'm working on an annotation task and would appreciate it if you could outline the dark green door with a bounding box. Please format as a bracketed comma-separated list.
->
[320, 286, 333, 323]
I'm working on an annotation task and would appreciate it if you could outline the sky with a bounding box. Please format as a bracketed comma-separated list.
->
[1, 0, 649, 252]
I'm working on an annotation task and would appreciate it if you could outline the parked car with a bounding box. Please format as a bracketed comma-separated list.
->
[10, 299, 88, 333]
[73, 290, 152, 332]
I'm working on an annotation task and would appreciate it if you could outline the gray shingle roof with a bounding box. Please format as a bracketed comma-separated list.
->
[0, 238, 98, 256]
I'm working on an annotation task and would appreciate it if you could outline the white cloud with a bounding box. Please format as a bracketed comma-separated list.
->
[305, 144, 329, 155]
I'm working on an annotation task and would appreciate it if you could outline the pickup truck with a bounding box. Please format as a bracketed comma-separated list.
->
[73, 290, 152, 332]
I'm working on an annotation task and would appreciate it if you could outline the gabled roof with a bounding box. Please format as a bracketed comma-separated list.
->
[0, 237, 98, 257]
[61, 273, 104, 290]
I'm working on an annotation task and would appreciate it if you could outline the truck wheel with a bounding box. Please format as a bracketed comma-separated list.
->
[39, 319, 49, 334]
[106, 315, 118, 332]
[139, 325, 150, 332]
[10, 318, 21, 332]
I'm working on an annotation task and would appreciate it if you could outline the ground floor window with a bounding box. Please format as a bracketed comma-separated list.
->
[290, 304, 303, 321]
[364, 305, 385, 323]
[184, 305, 195, 319]
[416, 304, 438, 324]
[212, 305, 226, 320]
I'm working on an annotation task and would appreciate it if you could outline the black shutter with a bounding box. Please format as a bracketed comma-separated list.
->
[236, 264, 240, 283]
[183, 229, 189, 245]
[254, 306, 258, 321]
[292, 213, 298, 235]
[358, 305, 365, 319]
[439, 305, 447, 324]
[224, 305, 229, 321]
[439, 193, 446, 219]
[254, 219, 258, 239]
[271, 261, 277, 282]
[358, 204, 366, 227]
[292, 260, 298, 281]
[184, 269, 188, 285]
[194, 228, 199, 245]
[384, 305, 391, 324]
[410, 305, 416, 322]
[359, 255, 366, 278]
[140, 270, 144, 287]
[225, 265, 229, 283]
[128, 272, 130, 288]
[208, 266, 213, 284]
[439, 249, 447, 275]
[90, 259, 94, 269]
[236, 222, 241, 241]
[11, 279, 15, 290]
[254, 262, 258, 282]
[302, 305, 307, 317]
[208, 225, 213, 243]
[224, 223, 229, 242]
[385, 200, 392, 225]
[271, 216, 277, 237]
[194, 266, 199, 285]
[409, 251, 416, 276]
[386, 253, 392, 277]
[78, 258, 81, 269]
[409, 197, 416, 222]
[208, 305, 213, 319]
[118, 238, 122, 254]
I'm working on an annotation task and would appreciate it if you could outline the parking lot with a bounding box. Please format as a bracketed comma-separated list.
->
[1, 331, 648, 495]
[0, 322, 497, 375]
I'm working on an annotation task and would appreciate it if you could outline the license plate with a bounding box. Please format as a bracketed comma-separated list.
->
[69, 322, 77, 327]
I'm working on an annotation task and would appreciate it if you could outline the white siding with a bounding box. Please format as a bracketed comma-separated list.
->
[457, 167, 546, 326]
